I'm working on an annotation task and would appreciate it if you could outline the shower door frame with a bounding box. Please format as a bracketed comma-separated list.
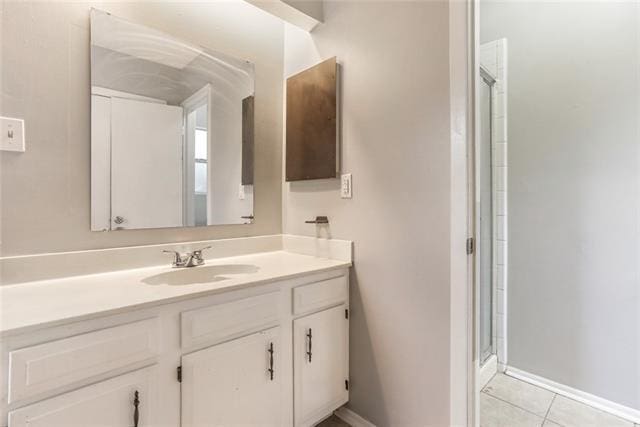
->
[477, 66, 497, 367]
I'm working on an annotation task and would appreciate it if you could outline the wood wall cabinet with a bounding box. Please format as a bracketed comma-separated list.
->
[1, 269, 349, 427]
[286, 57, 339, 182]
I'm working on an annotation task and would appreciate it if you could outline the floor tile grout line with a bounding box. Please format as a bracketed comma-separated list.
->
[551, 393, 636, 425]
[483, 374, 637, 427]
[481, 389, 547, 420]
[543, 393, 557, 421]
[539, 390, 635, 426]
[502, 372, 640, 425]
[486, 371, 498, 386]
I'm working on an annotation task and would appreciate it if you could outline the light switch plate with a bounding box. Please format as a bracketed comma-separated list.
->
[1, 117, 25, 152]
[341, 173, 352, 198]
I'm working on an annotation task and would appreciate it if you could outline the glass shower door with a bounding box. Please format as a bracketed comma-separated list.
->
[478, 72, 495, 364]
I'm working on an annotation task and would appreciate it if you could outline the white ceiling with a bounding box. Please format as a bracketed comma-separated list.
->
[91, 9, 203, 70]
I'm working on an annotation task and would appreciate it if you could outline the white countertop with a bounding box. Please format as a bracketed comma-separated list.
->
[0, 251, 350, 337]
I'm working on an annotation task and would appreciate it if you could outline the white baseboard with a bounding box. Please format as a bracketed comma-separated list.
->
[334, 406, 376, 427]
[505, 366, 640, 424]
[479, 354, 497, 390]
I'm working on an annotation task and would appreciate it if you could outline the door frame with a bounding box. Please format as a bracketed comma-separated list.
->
[181, 84, 212, 226]
[470, 1, 483, 425]
[448, 0, 481, 426]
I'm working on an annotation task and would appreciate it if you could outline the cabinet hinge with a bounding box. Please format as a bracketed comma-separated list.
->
[177, 366, 182, 383]
[345, 309, 349, 319]
[345, 379, 349, 390]
[466, 237, 475, 255]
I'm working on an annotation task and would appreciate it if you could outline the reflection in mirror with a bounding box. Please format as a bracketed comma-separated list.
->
[90, 9, 255, 231]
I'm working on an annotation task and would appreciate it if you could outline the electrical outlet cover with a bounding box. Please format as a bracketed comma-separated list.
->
[341, 173, 352, 198]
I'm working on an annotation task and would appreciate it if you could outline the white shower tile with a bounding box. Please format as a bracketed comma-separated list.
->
[480, 41, 498, 77]
[480, 51, 497, 67]
[496, 192, 507, 215]
[495, 167, 507, 191]
[496, 42, 504, 59]
[494, 94, 505, 118]
[496, 215, 506, 241]
[496, 313, 505, 337]
[496, 264, 506, 289]
[494, 143, 507, 167]
[496, 289, 505, 314]
[496, 338, 506, 364]
[496, 241, 506, 265]
[494, 118, 506, 143]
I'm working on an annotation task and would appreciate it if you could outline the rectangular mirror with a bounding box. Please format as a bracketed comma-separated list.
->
[90, 9, 255, 231]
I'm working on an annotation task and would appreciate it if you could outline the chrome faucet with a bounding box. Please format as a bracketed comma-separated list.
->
[163, 246, 212, 268]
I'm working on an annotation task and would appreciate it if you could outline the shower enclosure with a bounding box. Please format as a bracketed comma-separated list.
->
[478, 67, 495, 365]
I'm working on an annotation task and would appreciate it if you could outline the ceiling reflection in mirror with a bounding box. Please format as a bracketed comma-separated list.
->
[90, 9, 255, 231]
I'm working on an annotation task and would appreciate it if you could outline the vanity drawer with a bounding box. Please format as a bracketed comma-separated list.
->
[181, 291, 281, 349]
[8, 317, 160, 404]
[293, 274, 348, 315]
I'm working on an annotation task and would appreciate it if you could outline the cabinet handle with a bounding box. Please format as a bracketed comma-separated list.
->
[133, 390, 140, 427]
[268, 342, 275, 380]
[306, 328, 313, 362]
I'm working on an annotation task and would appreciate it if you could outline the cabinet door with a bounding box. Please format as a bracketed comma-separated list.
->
[8, 368, 157, 427]
[181, 327, 283, 427]
[294, 305, 349, 426]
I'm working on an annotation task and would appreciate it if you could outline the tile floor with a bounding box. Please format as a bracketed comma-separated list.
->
[481, 373, 638, 427]
[316, 414, 351, 427]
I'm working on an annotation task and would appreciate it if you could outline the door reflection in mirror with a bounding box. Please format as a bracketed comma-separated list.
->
[90, 9, 254, 231]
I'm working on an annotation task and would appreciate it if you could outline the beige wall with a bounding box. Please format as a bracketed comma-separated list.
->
[0, 1, 284, 256]
[283, 1, 451, 425]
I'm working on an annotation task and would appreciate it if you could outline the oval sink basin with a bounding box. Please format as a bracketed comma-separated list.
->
[142, 264, 260, 286]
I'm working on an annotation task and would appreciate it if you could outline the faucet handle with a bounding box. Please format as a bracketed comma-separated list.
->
[192, 245, 212, 254]
[163, 250, 183, 267]
[190, 246, 212, 263]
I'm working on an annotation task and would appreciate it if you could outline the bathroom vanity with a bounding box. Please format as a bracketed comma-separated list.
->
[0, 7, 352, 426]
[0, 238, 351, 427]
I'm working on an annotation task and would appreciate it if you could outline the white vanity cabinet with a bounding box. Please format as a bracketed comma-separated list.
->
[292, 275, 350, 427]
[294, 306, 349, 426]
[0, 268, 349, 427]
[8, 367, 157, 427]
[181, 327, 284, 427]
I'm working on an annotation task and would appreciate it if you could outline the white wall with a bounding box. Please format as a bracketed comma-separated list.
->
[283, 1, 451, 425]
[0, 0, 283, 256]
[209, 83, 253, 224]
[481, 1, 640, 410]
